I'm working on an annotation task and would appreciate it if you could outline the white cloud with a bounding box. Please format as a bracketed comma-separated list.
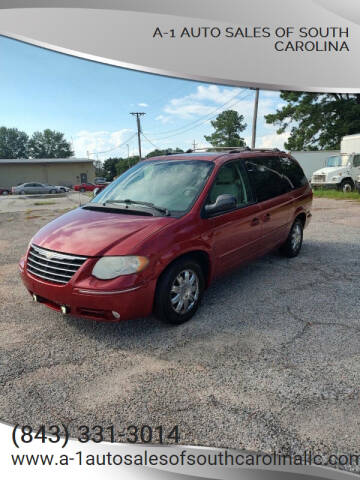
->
[164, 85, 240, 119]
[257, 131, 290, 150]
[155, 114, 172, 124]
[73, 129, 133, 160]
[138, 102, 148, 107]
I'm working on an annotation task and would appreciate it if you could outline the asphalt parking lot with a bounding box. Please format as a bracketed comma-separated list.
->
[0, 196, 359, 460]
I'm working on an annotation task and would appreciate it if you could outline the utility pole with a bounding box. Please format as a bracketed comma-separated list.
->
[130, 112, 145, 161]
[251, 88, 260, 149]
[192, 140, 197, 151]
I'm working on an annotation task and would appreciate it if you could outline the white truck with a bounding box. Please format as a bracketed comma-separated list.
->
[290, 150, 339, 181]
[311, 134, 360, 192]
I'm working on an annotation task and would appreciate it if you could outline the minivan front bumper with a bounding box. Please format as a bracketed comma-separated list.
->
[19, 255, 156, 322]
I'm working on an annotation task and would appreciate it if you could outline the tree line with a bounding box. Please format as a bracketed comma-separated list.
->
[0, 127, 73, 159]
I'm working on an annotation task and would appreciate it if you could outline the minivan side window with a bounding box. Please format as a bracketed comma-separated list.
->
[208, 161, 253, 208]
[277, 156, 308, 188]
[245, 158, 290, 202]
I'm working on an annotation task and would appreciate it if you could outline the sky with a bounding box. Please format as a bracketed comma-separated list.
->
[0, 35, 289, 160]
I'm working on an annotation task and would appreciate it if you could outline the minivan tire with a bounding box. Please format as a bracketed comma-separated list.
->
[280, 218, 303, 258]
[50, 189, 57, 194]
[155, 258, 205, 325]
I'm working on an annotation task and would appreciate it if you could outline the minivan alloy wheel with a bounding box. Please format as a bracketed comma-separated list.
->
[280, 218, 303, 258]
[170, 269, 199, 314]
[155, 258, 204, 324]
[291, 223, 302, 251]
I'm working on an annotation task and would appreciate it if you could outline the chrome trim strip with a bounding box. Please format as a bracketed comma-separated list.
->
[27, 263, 71, 279]
[76, 286, 142, 295]
[27, 255, 78, 273]
[32, 244, 87, 261]
[29, 250, 85, 267]
[27, 267, 68, 284]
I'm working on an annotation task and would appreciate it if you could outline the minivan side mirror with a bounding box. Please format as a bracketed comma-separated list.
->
[204, 194, 237, 216]
[93, 187, 101, 197]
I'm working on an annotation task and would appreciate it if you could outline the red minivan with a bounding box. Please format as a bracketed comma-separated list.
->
[19, 149, 312, 324]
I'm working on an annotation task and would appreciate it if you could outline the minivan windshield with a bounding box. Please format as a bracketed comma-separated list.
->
[91, 160, 214, 216]
[325, 155, 350, 167]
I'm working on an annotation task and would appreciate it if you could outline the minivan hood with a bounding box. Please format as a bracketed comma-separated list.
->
[31, 207, 175, 257]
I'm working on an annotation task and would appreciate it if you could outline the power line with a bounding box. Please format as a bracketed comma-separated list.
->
[87, 88, 253, 158]
[146, 88, 247, 138]
[88, 132, 137, 156]
[148, 92, 253, 142]
[146, 89, 244, 136]
[141, 132, 160, 150]
[138, 92, 252, 149]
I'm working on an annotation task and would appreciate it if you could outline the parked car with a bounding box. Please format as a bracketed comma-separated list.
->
[0, 188, 10, 195]
[19, 149, 312, 325]
[74, 182, 106, 192]
[12, 183, 61, 195]
[94, 177, 108, 184]
[54, 185, 71, 192]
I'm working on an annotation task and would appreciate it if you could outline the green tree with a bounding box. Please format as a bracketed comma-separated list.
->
[145, 147, 184, 158]
[94, 160, 105, 177]
[116, 156, 139, 176]
[28, 129, 73, 158]
[103, 157, 119, 180]
[265, 92, 360, 150]
[204, 110, 247, 147]
[0, 127, 29, 158]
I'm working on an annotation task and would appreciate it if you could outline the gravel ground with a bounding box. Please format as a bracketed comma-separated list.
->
[0, 197, 359, 464]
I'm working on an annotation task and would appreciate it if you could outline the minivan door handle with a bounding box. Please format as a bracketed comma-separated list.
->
[250, 217, 260, 226]
[263, 213, 271, 222]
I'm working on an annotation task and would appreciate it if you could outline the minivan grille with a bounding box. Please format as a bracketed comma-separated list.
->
[313, 174, 326, 182]
[27, 244, 87, 285]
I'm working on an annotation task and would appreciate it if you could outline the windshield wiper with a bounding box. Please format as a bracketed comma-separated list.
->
[103, 199, 170, 216]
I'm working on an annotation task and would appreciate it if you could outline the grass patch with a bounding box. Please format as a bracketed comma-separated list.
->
[313, 189, 360, 201]
[33, 201, 57, 206]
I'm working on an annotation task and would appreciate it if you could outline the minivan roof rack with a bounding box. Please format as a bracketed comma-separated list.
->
[187, 147, 283, 153]
[191, 147, 250, 152]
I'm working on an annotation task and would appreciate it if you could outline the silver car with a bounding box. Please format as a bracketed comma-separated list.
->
[12, 182, 61, 195]
[54, 185, 71, 192]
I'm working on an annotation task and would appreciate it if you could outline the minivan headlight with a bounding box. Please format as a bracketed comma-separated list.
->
[92, 256, 149, 279]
